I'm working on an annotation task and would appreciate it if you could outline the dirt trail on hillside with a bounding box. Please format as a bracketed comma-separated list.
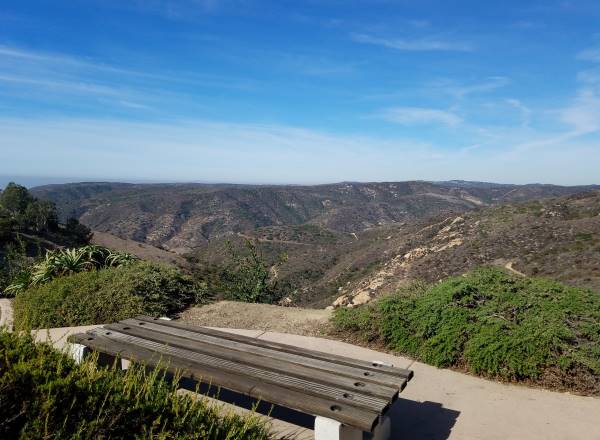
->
[505, 261, 526, 277]
[178, 301, 332, 336]
[236, 232, 313, 246]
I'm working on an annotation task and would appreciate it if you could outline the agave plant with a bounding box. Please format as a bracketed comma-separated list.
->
[79, 245, 111, 268]
[105, 251, 137, 267]
[5, 245, 138, 295]
[4, 270, 33, 296]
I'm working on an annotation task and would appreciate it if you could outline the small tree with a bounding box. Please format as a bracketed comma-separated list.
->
[23, 200, 58, 233]
[222, 239, 285, 303]
[64, 217, 92, 244]
[0, 182, 32, 218]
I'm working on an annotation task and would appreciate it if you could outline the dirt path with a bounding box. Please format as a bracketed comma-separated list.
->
[505, 260, 526, 277]
[236, 232, 313, 246]
[178, 301, 332, 337]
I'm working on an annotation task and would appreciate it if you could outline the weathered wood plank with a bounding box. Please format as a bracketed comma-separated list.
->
[87, 328, 388, 413]
[128, 317, 409, 390]
[103, 322, 397, 406]
[68, 331, 380, 431]
[135, 316, 412, 380]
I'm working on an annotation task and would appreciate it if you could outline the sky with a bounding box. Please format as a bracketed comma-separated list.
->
[1, 0, 600, 185]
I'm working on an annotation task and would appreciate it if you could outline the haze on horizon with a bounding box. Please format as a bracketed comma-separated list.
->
[1, 1, 600, 185]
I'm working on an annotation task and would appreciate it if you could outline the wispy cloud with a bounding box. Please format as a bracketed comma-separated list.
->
[0, 44, 259, 113]
[380, 107, 462, 127]
[1, 115, 597, 185]
[561, 88, 600, 135]
[506, 98, 532, 127]
[576, 47, 600, 63]
[559, 49, 600, 135]
[351, 33, 472, 52]
[577, 68, 600, 84]
[117, 0, 245, 20]
[0, 74, 122, 96]
[436, 76, 510, 99]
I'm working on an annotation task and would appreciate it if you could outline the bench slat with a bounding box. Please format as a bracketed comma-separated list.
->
[69, 331, 380, 431]
[130, 317, 409, 390]
[88, 328, 390, 412]
[136, 316, 412, 380]
[104, 322, 397, 406]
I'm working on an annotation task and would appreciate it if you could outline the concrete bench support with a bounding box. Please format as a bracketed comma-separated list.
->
[314, 416, 363, 440]
[68, 342, 130, 370]
[69, 343, 90, 364]
[314, 359, 393, 440]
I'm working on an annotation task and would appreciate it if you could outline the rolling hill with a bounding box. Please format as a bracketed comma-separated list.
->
[31, 181, 598, 254]
[187, 190, 600, 306]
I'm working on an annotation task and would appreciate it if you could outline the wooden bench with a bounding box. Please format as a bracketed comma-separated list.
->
[68, 316, 413, 440]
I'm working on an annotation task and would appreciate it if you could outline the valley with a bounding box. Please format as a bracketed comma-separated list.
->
[31, 181, 600, 307]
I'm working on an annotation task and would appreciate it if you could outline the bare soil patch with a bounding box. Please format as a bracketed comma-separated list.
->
[178, 301, 332, 337]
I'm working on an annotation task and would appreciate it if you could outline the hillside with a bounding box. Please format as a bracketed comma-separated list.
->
[188, 191, 600, 307]
[330, 190, 600, 306]
[31, 181, 597, 253]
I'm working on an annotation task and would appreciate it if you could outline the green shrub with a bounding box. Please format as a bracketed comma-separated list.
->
[6, 244, 138, 295]
[333, 268, 600, 391]
[0, 329, 270, 439]
[221, 239, 285, 304]
[13, 261, 207, 329]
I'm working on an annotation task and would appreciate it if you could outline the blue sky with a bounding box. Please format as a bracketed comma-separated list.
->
[1, 0, 600, 185]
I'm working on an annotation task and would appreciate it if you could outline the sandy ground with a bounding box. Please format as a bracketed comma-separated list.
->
[179, 301, 333, 337]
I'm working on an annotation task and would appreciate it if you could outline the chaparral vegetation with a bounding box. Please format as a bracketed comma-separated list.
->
[0, 329, 271, 440]
[333, 267, 600, 395]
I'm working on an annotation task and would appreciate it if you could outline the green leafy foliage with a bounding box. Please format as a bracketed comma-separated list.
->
[5, 245, 137, 295]
[0, 235, 38, 293]
[0, 329, 270, 440]
[13, 261, 207, 329]
[333, 268, 600, 392]
[1, 182, 93, 292]
[221, 239, 285, 303]
[0, 182, 58, 234]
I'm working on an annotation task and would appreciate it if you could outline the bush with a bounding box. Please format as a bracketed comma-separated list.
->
[6, 245, 138, 295]
[0, 329, 270, 439]
[333, 268, 600, 393]
[221, 239, 285, 304]
[13, 261, 207, 329]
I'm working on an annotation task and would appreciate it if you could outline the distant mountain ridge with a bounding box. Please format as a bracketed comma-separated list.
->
[31, 181, 599, 253]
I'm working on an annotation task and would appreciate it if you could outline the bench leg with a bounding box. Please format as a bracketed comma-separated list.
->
[68, 343, 90, 364]
[314, 417, 363, 440]
[67, 342, 130, 370]
[370, 415, 391, 440]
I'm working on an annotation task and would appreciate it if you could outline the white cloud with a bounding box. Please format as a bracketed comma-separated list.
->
[381, 107, 462, 127]
[444, 77, 510, 99]
[561, 88, 600, 134]
[577, 47, 600, 63]
[351, 33, 472, 52]
[0, 74, 122, 97]
[577, 68, 600, 84]
[506, 98, 532, 127]
[1, 116, 598, 185]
